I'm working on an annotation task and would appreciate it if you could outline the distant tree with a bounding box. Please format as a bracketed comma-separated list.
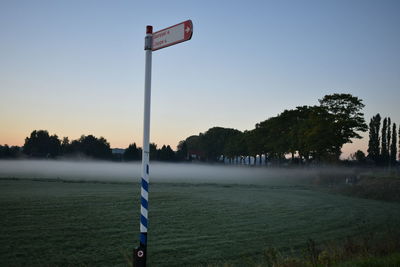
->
[224, 131, 247, 164]
[367, 114, 381, 164]
[68, 135, 112, 159]
[381, 118, 389, 165]
[150, 143, 159, 160]
[23, 130, 61, 158]
[256, 114, 290, 162]
[60, 137, 72, 155]
[201, 127, 241, 162]
[10, 146, 21, 158]
[0, 145, 9, 158]
[124, 143, 142, 161]
[0, 145, 21, 158]
[159, 145, 175, 161]
[166, 145, 176, 161]
[158, 145, 167, 161]
[0, 145, 7, 158]
[318, 93, 368, 159]
[299, 106, 338, 162]
[390, 123, 397, 165]
[176, 140, 188, 161]
[185, 135, 204, 160]
[351, 150, 367, 164]
[244, 130, 263, 165]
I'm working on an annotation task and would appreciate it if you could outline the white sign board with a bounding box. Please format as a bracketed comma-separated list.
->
[152, 20, 193, 51]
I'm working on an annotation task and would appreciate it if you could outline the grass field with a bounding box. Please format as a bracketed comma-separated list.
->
[1, 176, 400, 266]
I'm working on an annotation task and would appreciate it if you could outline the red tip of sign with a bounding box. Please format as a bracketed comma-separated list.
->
[185, 20, 193, 40]
[146, 25, 153, 34]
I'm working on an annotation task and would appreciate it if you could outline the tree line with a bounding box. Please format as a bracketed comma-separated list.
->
[1, 93, 398, 166]
[123, 142, 182, 161]
[177, 93, 370, 165]
[0, 130, 180, 161]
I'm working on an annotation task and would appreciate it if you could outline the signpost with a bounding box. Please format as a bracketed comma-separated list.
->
[133, 20, 193, 267]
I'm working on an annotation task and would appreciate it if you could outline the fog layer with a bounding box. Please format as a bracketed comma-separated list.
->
[0, 160, 348, 185]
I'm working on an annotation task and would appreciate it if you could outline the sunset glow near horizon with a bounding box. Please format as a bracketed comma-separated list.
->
[1, 0, 399, 158]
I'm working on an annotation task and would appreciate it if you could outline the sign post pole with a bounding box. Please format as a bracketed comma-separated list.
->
[133, 21, 192, 267]
[134, 25, 153, 267]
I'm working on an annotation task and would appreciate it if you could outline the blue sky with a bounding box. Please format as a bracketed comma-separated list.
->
[1, 0, 399, 157]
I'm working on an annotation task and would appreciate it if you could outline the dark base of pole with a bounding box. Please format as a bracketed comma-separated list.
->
[133, 244, 147, 267]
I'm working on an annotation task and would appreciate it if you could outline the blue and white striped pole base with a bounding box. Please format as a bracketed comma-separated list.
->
[134, 177, 149, 267]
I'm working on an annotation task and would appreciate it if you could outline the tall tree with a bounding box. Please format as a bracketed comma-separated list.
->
[387, 117, 391, 158]
[367, 114, 381, 164]
[390, 123, 397, 165]
[318, 93, 368, 159]
[381, 117, 388, 165]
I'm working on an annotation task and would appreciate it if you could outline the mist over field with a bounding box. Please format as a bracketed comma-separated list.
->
[1, 160, 399, 266]
[0, 160, 348, 185]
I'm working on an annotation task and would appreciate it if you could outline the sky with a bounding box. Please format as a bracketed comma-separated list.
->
[1, 0, 399, 158]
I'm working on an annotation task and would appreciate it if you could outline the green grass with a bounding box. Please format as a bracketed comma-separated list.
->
[335, 174, 400, 202]
[1, 178, 400, 266]
[337, 253, 400, 267]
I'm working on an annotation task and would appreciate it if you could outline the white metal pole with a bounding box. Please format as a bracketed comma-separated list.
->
[134, 25, 153, 267]
[141, 25, 152, 241]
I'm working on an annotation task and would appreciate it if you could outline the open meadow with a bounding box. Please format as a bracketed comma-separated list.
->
[1, 161, 400, 266]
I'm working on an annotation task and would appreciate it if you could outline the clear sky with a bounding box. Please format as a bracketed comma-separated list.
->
[1, 0, 399, 157]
